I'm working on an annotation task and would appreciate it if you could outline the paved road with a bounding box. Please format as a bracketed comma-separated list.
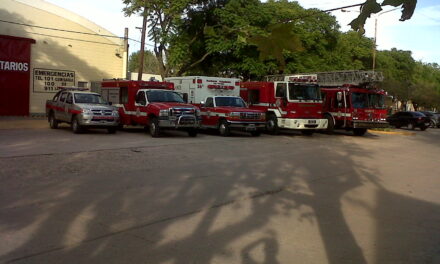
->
[1, 125, 440, 264]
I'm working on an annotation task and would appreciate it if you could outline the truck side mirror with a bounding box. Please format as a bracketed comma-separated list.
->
[337, 92, 342, 101]
[108, 101, 113, 106]
[282, 95, 288, 106]
[182, 93, 188, 103]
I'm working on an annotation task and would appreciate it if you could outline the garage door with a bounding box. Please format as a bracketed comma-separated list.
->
[0, 35, 35, 116]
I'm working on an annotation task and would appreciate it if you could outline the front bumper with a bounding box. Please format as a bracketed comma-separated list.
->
[79, 114, 119, 127]
[159, 115, 200, 129]
[278, 118, 328, 130]
[228, 121, 266, 131]
[353, 121, 389, 129]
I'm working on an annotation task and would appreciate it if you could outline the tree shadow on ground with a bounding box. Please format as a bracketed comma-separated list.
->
[2, 133, 440, 264]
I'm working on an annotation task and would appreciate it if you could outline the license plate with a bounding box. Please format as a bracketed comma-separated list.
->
[246, 124, 256, 131]
[308, 120, 317, 124]
[93, 116, 113, 120]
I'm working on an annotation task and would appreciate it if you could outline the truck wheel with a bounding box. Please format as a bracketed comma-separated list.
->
[325, 114, 334, 134]
[301, 130, 314, 136]
[429, 120, 436, 128]
[250, 131, 261, 137]
[49, 113, 58, 129]
[107, 127, 117, 134]
[72, 116, 83, 134]
[266, 115, 279, 135]
[219, 120, 231, 137]
[149, 117, 161, 137]
[188, 128, 198, 137]
[353, 128, 367, 136]
[420, 126, 427, 131]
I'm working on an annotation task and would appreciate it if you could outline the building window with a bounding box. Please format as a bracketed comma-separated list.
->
[78, 81, 88, 88]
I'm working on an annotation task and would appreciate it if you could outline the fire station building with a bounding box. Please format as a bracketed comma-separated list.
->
[0, 0, 128, 116]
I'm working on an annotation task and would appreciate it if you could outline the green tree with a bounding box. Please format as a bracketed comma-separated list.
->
[376, 48, 416, 101]
[122, 0, 200, 78]
[128, 50, 160, 74]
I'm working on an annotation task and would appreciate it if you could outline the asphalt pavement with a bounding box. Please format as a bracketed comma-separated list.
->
[1, 122, 440, 264]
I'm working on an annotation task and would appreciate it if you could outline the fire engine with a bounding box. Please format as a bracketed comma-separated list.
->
[285, 71, 388, 136]
[165, 76, 266, 136]
[240, 76, 328, 135]
[100, 79, 201, 137]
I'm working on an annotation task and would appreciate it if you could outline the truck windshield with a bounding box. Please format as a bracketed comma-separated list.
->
[352, 92, 385, 109]
[146, 90, 184, 103]
[215, 97, 246, 107]
[352, 92, 368, 108]
[368, 94, 385, 109]
[74, 93, 106, 104]
[288, 84, 321, 101]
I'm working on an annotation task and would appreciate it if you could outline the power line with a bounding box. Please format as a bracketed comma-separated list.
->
[23, 31, 123, 46]
[0, 19, 154, 47]
[285, 3, 365, 22]
[0, 19, 142, 43]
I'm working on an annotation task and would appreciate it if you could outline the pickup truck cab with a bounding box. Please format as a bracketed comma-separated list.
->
[100, 80, 201, 137]
[46, 88, 119, 133]
[200, 96, 266, 136]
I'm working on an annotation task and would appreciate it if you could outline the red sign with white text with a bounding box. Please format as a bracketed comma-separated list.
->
[0, 35, 35, 116]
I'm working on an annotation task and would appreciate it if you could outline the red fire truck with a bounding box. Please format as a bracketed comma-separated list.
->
[100, 79, 201, 137]
[165, 76, 266, 136]
[240, 77, 328, 135]
[286, 71, 388, 136]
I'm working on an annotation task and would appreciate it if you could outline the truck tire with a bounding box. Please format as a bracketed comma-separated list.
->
[187, 128, 198, 137]
[49, 113, 59, 129]
[420, 126, 427, 131]
[301, 130, 314, 136]
[219, 120, 231, 137]
[72, 116, 83, 134]
[266, 114, 279, 135]
[250, 131, 261, 137]
[353, 128, 367, 136]
[325, 114, 334, 134]
[149, 117, 161, 137]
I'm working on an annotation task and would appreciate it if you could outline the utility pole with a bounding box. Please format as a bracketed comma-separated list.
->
[124, 27, 129, 79]
[138, 0, 148, 81]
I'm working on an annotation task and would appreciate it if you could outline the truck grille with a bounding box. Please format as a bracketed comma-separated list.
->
[172, 108, 195, 116]
[240, 112, 260, 120]
[91, 109, 113, 116]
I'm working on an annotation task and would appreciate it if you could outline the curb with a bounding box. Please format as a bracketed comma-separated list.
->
[369, 130, 416, 136]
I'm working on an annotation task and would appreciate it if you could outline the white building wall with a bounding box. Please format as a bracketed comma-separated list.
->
[0, 0, 127, 114]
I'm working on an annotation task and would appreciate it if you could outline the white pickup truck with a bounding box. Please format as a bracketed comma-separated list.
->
[46, 88, 119, 133]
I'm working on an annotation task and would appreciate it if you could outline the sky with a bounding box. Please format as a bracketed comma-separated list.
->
[43, 0, 440, 65]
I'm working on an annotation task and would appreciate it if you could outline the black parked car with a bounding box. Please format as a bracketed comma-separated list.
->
[386, 111, 430, 130]
[420, 111, 440, 128]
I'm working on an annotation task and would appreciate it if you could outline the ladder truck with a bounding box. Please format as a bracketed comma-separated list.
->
[284, 71, 389, 136]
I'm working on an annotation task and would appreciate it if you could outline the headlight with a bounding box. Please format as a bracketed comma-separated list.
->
[159, 109, 169, 117]
[82, 109, 92, 115]
[229, 112, 240, 118]
[112, 110, 119, 116]
[260, 113, 266, 119]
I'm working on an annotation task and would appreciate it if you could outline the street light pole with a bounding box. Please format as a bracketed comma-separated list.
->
[372, 8, 400, 72]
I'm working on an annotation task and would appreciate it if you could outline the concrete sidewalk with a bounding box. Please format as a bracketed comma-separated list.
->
[0, 116, 48, 130]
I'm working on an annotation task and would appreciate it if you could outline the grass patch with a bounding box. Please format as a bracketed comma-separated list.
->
[370, 127, 394, 132]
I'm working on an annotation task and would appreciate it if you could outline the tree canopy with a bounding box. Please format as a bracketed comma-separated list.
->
[123, 0, 440, 109]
